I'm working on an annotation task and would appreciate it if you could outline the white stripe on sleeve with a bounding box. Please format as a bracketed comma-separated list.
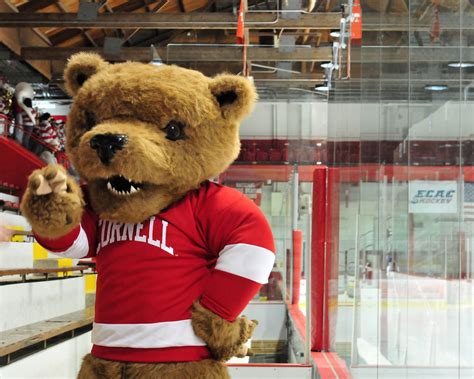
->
[92, 319, 206, 348]
[215, 243, 275, 284]
[48, 226, 89, 258]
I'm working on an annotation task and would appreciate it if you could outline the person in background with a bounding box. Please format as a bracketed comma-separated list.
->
[0, 225, 13, 242]
[14, 82, 36, 149]
[54, 118, 66, 152]
[33, 112, 59, 165]
[386, 254, 397, 278]
[0, 76, 14, 137]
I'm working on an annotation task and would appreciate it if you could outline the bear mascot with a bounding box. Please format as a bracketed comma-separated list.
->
[20, 53, 275, 379]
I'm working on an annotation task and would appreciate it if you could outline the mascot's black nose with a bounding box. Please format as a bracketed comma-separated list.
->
[90, 134, 128, 165]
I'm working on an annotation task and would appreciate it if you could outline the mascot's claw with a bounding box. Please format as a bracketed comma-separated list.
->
[33, 170, 68, 195]
[191, 302, 258, 361]
[20, 164, 84, 239]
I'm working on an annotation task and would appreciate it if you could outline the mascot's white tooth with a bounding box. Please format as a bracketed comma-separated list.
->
[131, 186, 137, 193]
[107, 182, 112, 191]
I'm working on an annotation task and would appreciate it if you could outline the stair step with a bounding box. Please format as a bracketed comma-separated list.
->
[34, 258, 77, 277]
[0, 307, 94, 366]
[0, 266, 88, 279]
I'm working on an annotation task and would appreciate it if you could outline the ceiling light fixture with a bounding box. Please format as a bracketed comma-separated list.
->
[448, 62, 474, 68]
[424, 84, 448, 91]
[149, 44, 163, 66]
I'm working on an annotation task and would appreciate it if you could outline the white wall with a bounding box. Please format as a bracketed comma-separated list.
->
[243, 302, 287, 341]
[32, 99, 473, 141]
[238, 101, 328, 140]
[0, 331, 92, 379]
[0, 213, 31, 230]
[0, 242, 34, 269]
[228, 365, 311, 379]
[0, 277, 86, 331]
[328, 101, 474, 141]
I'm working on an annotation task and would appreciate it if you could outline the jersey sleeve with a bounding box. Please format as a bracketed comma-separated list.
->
[33, 205, 98, 259]
[198, 186, 275, 321]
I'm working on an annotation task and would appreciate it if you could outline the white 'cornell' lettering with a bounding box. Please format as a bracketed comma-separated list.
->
[96, 218, 174, 255]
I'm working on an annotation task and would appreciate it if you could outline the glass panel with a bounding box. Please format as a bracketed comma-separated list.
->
[330, 1, 473, 378]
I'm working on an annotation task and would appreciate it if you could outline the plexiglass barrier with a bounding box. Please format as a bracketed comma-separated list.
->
[327, 1, 474, 377]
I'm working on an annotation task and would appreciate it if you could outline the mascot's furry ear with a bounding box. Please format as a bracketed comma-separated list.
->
[209, 74, 257, 122]
[64, 53, 108, 97]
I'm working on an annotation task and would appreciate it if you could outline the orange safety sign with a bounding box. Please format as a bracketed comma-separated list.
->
[236, 0, 245, 44]
[351, 0, 362, 41]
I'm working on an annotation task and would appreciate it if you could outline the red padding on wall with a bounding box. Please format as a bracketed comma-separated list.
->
[291, 230, 303, 305]
[311, 168, 327, 350]
[311, 167, 340, 351]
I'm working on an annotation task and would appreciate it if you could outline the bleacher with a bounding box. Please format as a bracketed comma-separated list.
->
[0, 181, 96, 378]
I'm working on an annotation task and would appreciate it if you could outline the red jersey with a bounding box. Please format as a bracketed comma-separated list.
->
[34, 182, 275, 363]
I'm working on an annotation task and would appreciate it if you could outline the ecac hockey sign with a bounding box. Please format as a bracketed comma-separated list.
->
[409, 180, 458, 214]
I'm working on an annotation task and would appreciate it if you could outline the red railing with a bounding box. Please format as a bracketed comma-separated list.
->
[0, 115, 70, 169]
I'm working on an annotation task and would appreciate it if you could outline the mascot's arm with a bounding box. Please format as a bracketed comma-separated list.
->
[192, 195, 275, 361]
[20, 164, 97, 259]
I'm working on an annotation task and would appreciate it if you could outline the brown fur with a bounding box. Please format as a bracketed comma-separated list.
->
[21, 53, 259, 377]
[191, 302, 257, 361]
[78, 354, 230, 379]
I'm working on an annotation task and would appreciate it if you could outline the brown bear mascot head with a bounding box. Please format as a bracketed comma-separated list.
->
[64, 53, 256, 223]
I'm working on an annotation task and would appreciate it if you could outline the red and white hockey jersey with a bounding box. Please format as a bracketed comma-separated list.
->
[34, 182, 275, 363]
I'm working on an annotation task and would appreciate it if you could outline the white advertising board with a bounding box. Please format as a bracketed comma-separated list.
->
[408, 180, 457, 214]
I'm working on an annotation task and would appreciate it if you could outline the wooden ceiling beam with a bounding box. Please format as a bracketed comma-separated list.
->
[49, 28, 82, 45]
[112, 0, 154, 12]
[21, 46, 333, 62]
[350, 47, 474, 63]
[0, 12, 342, 29]
[253, 73, 324, 80]
[177, 0, 186, 12]
[17, 0, 59, 13]
[0, 4, 51, 79]
[3, 0, 52, 46]
[123, 0, 169, 45]
[254, 78, 324, 86]
[363, 13, 474, 31]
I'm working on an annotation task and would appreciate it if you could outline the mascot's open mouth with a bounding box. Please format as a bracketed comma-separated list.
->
[106, 175, 143, 196]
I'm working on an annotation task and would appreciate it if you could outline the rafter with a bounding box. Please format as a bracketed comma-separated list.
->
[0, 3, 51, 79]
[21, 46, 333, 62]
[177, 0, 186, 12]
[17, 0, 59, 12]
[0, 12, 342, 29]
[3, 0, 52, 46]
[350, 46, 474, 63]
[122, 0, 168, 45]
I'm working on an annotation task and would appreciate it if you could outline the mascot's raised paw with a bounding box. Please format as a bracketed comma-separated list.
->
[20, 164, 84, 238]
[192, 302, 258, 361]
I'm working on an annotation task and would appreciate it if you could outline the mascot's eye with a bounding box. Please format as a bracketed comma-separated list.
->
[163, 120, 186, 141]
[84, 111, 96, 131]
